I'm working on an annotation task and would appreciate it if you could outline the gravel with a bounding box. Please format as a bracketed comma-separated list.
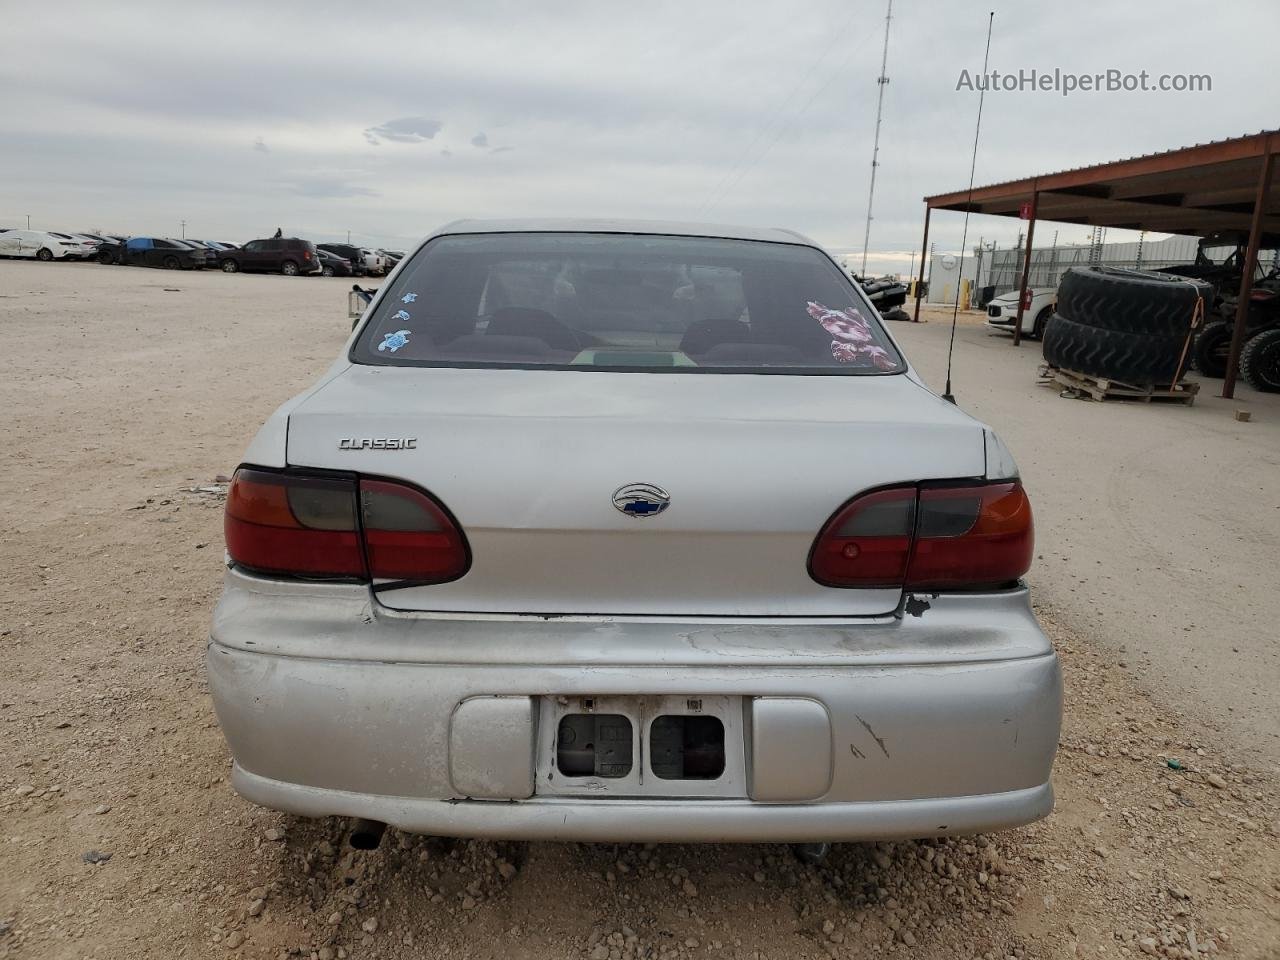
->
[0, 267, 1276, 959]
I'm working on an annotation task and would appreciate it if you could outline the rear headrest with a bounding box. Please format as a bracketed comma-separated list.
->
[698, 343, 806, 365]
[486, 307, 581, 351]
[437, 334, 572, 361]
[679, 318, 751, 355]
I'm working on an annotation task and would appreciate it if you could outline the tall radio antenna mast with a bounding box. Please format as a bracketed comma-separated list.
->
[859, 0, 893, 276]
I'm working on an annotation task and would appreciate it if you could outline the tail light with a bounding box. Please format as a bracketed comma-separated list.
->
[304, 250, 313, 260]
[808, 486, 916, 587]
[225, 468, 468, 583]
[810, 481, 1033, 591]
[359, 479, 468, 581]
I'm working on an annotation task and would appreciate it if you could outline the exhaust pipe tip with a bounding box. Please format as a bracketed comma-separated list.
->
[349, 818, 387, 851]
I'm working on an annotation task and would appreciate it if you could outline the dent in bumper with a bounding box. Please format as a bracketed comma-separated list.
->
[206, 570, 1061, 839]
[207, 640, 1061, 814]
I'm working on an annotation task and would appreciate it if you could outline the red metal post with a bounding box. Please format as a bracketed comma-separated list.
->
[912, 205, 931, 322]
[1222, 150, 1276, 398]
[1012, 189, 1039, 347]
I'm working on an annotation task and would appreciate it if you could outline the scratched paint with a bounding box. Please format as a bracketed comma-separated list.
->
[855, 714, 891, 759]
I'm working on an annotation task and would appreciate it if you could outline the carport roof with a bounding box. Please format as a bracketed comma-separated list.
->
[925, 129, 1280, 236]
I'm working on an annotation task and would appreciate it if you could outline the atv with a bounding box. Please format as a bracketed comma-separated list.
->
[1164, 229, 1280, 304]
[1191, 270, 1280, 382]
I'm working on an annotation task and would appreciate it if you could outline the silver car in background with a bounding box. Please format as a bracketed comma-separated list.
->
[208, 219, 1061, 845]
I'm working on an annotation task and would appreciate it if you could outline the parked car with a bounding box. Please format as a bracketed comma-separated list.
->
[318, 249, 356, 277]
[177, 239, 220, 270]
[95, 238, 125, 264]
[378, 248, 405, 271]
[0, 229, 92, 261]
[316, 243, 368, 276]
[48, 232, 101, 259]
[210, 219, 1060, 849]
[218, 237, 322, 276]
[361, 248, 385, 275]
[113, 237, 206, 270]
[985, 288, 1057, 339]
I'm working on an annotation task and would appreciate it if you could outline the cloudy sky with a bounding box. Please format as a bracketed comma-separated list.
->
[2, 1, 1274, 274]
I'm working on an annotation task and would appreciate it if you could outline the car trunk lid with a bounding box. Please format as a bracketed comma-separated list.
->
[285, 366, 986, 616]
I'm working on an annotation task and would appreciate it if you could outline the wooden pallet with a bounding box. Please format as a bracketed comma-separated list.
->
[1038, 364, 1199, 405]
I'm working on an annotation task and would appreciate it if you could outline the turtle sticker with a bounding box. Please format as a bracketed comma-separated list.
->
[401, 293, 418, 304]
[378, 330, 412, 353]
[806, 302, 898, 370]
[391, 309, 411, 322]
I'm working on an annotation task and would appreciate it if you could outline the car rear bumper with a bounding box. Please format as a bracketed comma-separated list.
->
[207, 570, 1062, 842]
[232, 765, 1053, 842]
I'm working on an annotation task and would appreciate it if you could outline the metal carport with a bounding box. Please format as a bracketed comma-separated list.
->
[914, 129, 1279, 397]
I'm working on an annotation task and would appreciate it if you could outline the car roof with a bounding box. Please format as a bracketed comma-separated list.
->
[431, 218, 818, 246]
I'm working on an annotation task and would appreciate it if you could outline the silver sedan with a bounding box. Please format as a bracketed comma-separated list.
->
[208, 219, 1061, 846]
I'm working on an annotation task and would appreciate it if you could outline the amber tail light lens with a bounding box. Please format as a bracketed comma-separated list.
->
[810, 481, 1034, 591]
[224, 468, 468, 584]
[907, 482, 1034, 589]
[225, 470, 364, 578]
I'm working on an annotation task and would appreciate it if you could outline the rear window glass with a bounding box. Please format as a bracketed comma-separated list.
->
[351, 233, 903, 374]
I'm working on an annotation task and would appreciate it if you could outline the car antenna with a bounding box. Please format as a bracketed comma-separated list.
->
[943, 11, 995, 405]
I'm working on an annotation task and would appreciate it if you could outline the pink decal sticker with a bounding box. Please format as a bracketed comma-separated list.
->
[806, 301, 897, 370]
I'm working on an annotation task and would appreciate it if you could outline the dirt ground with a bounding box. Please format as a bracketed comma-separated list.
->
[0, 262, 1277, 960]
[899, 304, 1280, 770]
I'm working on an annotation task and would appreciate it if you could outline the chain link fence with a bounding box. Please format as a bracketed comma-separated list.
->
[978, 244, 1198, 298]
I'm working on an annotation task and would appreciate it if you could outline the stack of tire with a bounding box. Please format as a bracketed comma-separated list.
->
[1042, 267, 1213, 385]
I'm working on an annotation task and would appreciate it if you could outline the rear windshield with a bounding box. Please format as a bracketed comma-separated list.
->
[351, 233, 904, 374]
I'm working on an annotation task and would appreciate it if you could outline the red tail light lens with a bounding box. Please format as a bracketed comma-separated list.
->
[809, 487, 916, 587]
[810, 481, 1033, 591]
[225, 469, 468, 584]
[360, 479, 468, 581]
[225, 469, 364, 578]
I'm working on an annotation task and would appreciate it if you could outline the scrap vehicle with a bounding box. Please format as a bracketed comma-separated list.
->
[100, 236, 206, 269]
[210, 219, 1060, 852]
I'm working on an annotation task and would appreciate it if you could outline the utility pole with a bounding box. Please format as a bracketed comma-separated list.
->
[859, 0, 893, 276]
[26, 214, 31, 229]
[180, 219, 187, 239]
[347, 230, 351, 244]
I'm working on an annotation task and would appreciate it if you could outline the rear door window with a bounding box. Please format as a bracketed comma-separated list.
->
[351, 232, 903, 375]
